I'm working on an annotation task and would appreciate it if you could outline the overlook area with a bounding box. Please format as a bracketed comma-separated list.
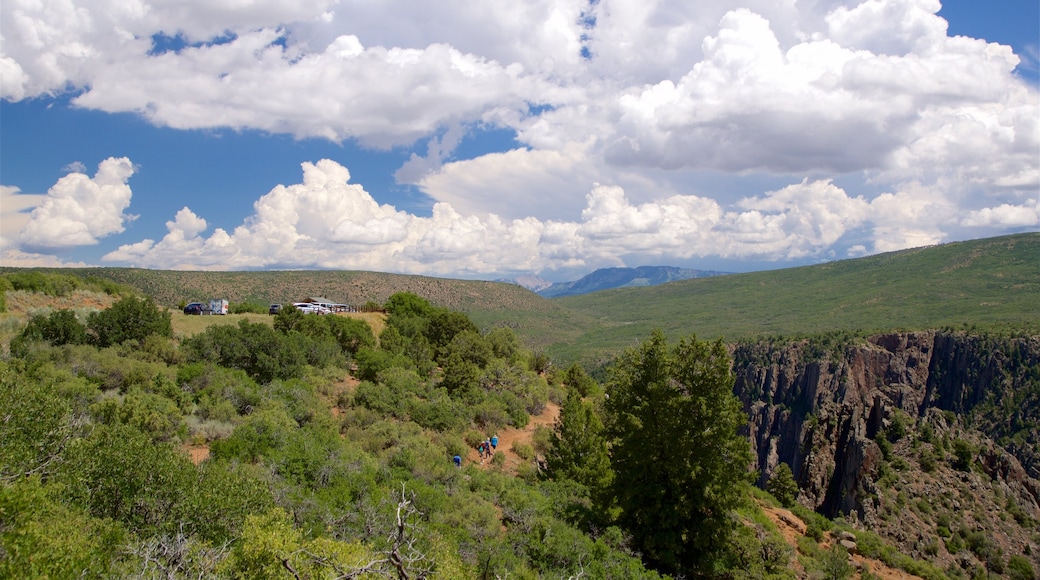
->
[1, 233, 1037, 578]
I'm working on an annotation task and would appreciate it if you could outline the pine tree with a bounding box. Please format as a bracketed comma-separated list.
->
[603, 330, 752, 576]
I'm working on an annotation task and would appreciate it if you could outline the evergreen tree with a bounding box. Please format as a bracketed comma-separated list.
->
[426, 308, 478, 351]
[273, 304, 304, 333]
[325, 315, 375, 355]
[767, 462, 798, 508]
[87, 296, 172, 347]
[544, 388, 612, 501]
[562, 362, 599, 397]
[384, 291, 434, 319]
[603, 330, 752, 576]
[10, 309, 89, 356]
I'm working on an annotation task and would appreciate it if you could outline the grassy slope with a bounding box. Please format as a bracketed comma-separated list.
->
[1, 268, 596, 351]
[4, 233, 1036, 364]
[549, 233, 1040, 364]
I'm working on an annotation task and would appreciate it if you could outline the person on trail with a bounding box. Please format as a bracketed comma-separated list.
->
[477, 441, 486, 463]
[490, 435, 498, 451]
[484, 439, 493, 458]
[453, 455, 461, 468]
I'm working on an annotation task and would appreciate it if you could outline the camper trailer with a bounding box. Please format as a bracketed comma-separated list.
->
[208, 299, 229, 315]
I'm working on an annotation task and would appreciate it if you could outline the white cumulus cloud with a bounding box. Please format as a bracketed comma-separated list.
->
[17, 157, 137, 250]
[2, 0, 1038, 275]
[93, 158, 966, 275]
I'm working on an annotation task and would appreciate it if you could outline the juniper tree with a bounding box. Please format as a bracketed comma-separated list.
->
[602, 330, 752, 576]
[767, 462, 798, 508]
[544, 387, 612, 501]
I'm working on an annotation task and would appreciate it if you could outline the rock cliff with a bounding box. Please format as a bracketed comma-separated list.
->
[732, 330, 1040, 571]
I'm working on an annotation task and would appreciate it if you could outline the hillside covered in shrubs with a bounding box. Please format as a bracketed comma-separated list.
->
[1, 278, 795, 579]
[3, 269, 1035, 579]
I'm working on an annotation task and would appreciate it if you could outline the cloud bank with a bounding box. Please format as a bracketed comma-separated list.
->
[83, 157, 1034, 277]
[1, 0, 1037, 275]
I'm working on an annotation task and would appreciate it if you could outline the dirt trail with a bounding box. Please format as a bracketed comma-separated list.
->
[186, 446, 210, 465]
[467, 402, 560, 473]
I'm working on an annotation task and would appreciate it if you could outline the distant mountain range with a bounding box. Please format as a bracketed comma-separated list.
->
[500, 266, 730, 297]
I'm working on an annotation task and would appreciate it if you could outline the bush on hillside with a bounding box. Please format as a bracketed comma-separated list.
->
[88, 296, 172, 348]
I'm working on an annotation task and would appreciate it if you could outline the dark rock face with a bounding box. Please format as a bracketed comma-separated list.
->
[732, 331, 1040, 529]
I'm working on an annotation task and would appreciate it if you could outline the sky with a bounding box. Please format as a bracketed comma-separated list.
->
[1, 0, 1037, 282]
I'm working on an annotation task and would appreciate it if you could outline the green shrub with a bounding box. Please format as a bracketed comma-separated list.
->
[210, 408, 296, 463]
[91, 389, 186, 443]
[473, 400, 510, 432]
[512, 442, 535, 461]
[354, 381, 398, 415]
[186, 416, 235, 443]
[791, 504, 831, 541]
[0, 476, 125, 579]
[437, 434, 468, 459]
[0, 276, 11, 312]
[876, 436, 892, 460]
[408, 394, 467, 432]
[919, 450, 938, 473]
[923, 540, 939, 556]
[56, 424, 195, 536]
[531, 424, 553, 456]
[797, 534, 823, 558]
[326, 315, 376, 355]
[88, 296, 172, 348]
[1007, 555, 1036, 580]
[951, 439, 975, 471]
[12, 310, 88, 354]
[463, 429, 486, 449]
[181, 320, 305, 383]
[0, 364, 79, 480]
[3, 271, 81, 296]
[230, 300, 267, 314]
[820, 543, 854, 579]
[886, 412, 908, 443]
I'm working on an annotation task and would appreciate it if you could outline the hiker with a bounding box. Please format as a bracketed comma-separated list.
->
[484, 439, 493, 458]
[490, 435, 498, 451]
[453, 455, 461, 468]
[477, 441, 486, 463]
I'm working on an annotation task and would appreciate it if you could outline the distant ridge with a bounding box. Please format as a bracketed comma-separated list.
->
[535, 265, 729, 298]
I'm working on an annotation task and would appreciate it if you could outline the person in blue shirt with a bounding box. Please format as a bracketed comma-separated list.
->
[490, 435, 498, 451]
[453, 455, 462, 468]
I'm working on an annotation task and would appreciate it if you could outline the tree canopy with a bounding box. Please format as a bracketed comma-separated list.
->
[603, 330, 753, 576]
[1, 277, 789, 579]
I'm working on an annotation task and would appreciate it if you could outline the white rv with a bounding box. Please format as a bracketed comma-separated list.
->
[209, 299, 229, 315]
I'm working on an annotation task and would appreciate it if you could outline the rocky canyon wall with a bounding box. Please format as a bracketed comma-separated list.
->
[732, 330, 1040, 529]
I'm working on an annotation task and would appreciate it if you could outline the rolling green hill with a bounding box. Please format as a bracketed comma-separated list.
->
[548, 233, 1040, 364]
[4, 233, 1037, 366]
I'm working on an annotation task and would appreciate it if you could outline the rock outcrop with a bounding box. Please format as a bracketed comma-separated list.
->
[732, 330, 1040, 569]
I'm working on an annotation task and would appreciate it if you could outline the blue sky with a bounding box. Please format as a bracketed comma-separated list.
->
[2, 0, 1037, 282]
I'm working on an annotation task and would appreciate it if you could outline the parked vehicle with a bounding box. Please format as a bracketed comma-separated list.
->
[183, 302, 206, 315]
[292, 302, 329, 315]
[209, 299, 229, 315]
[269, 304, 282, 315]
